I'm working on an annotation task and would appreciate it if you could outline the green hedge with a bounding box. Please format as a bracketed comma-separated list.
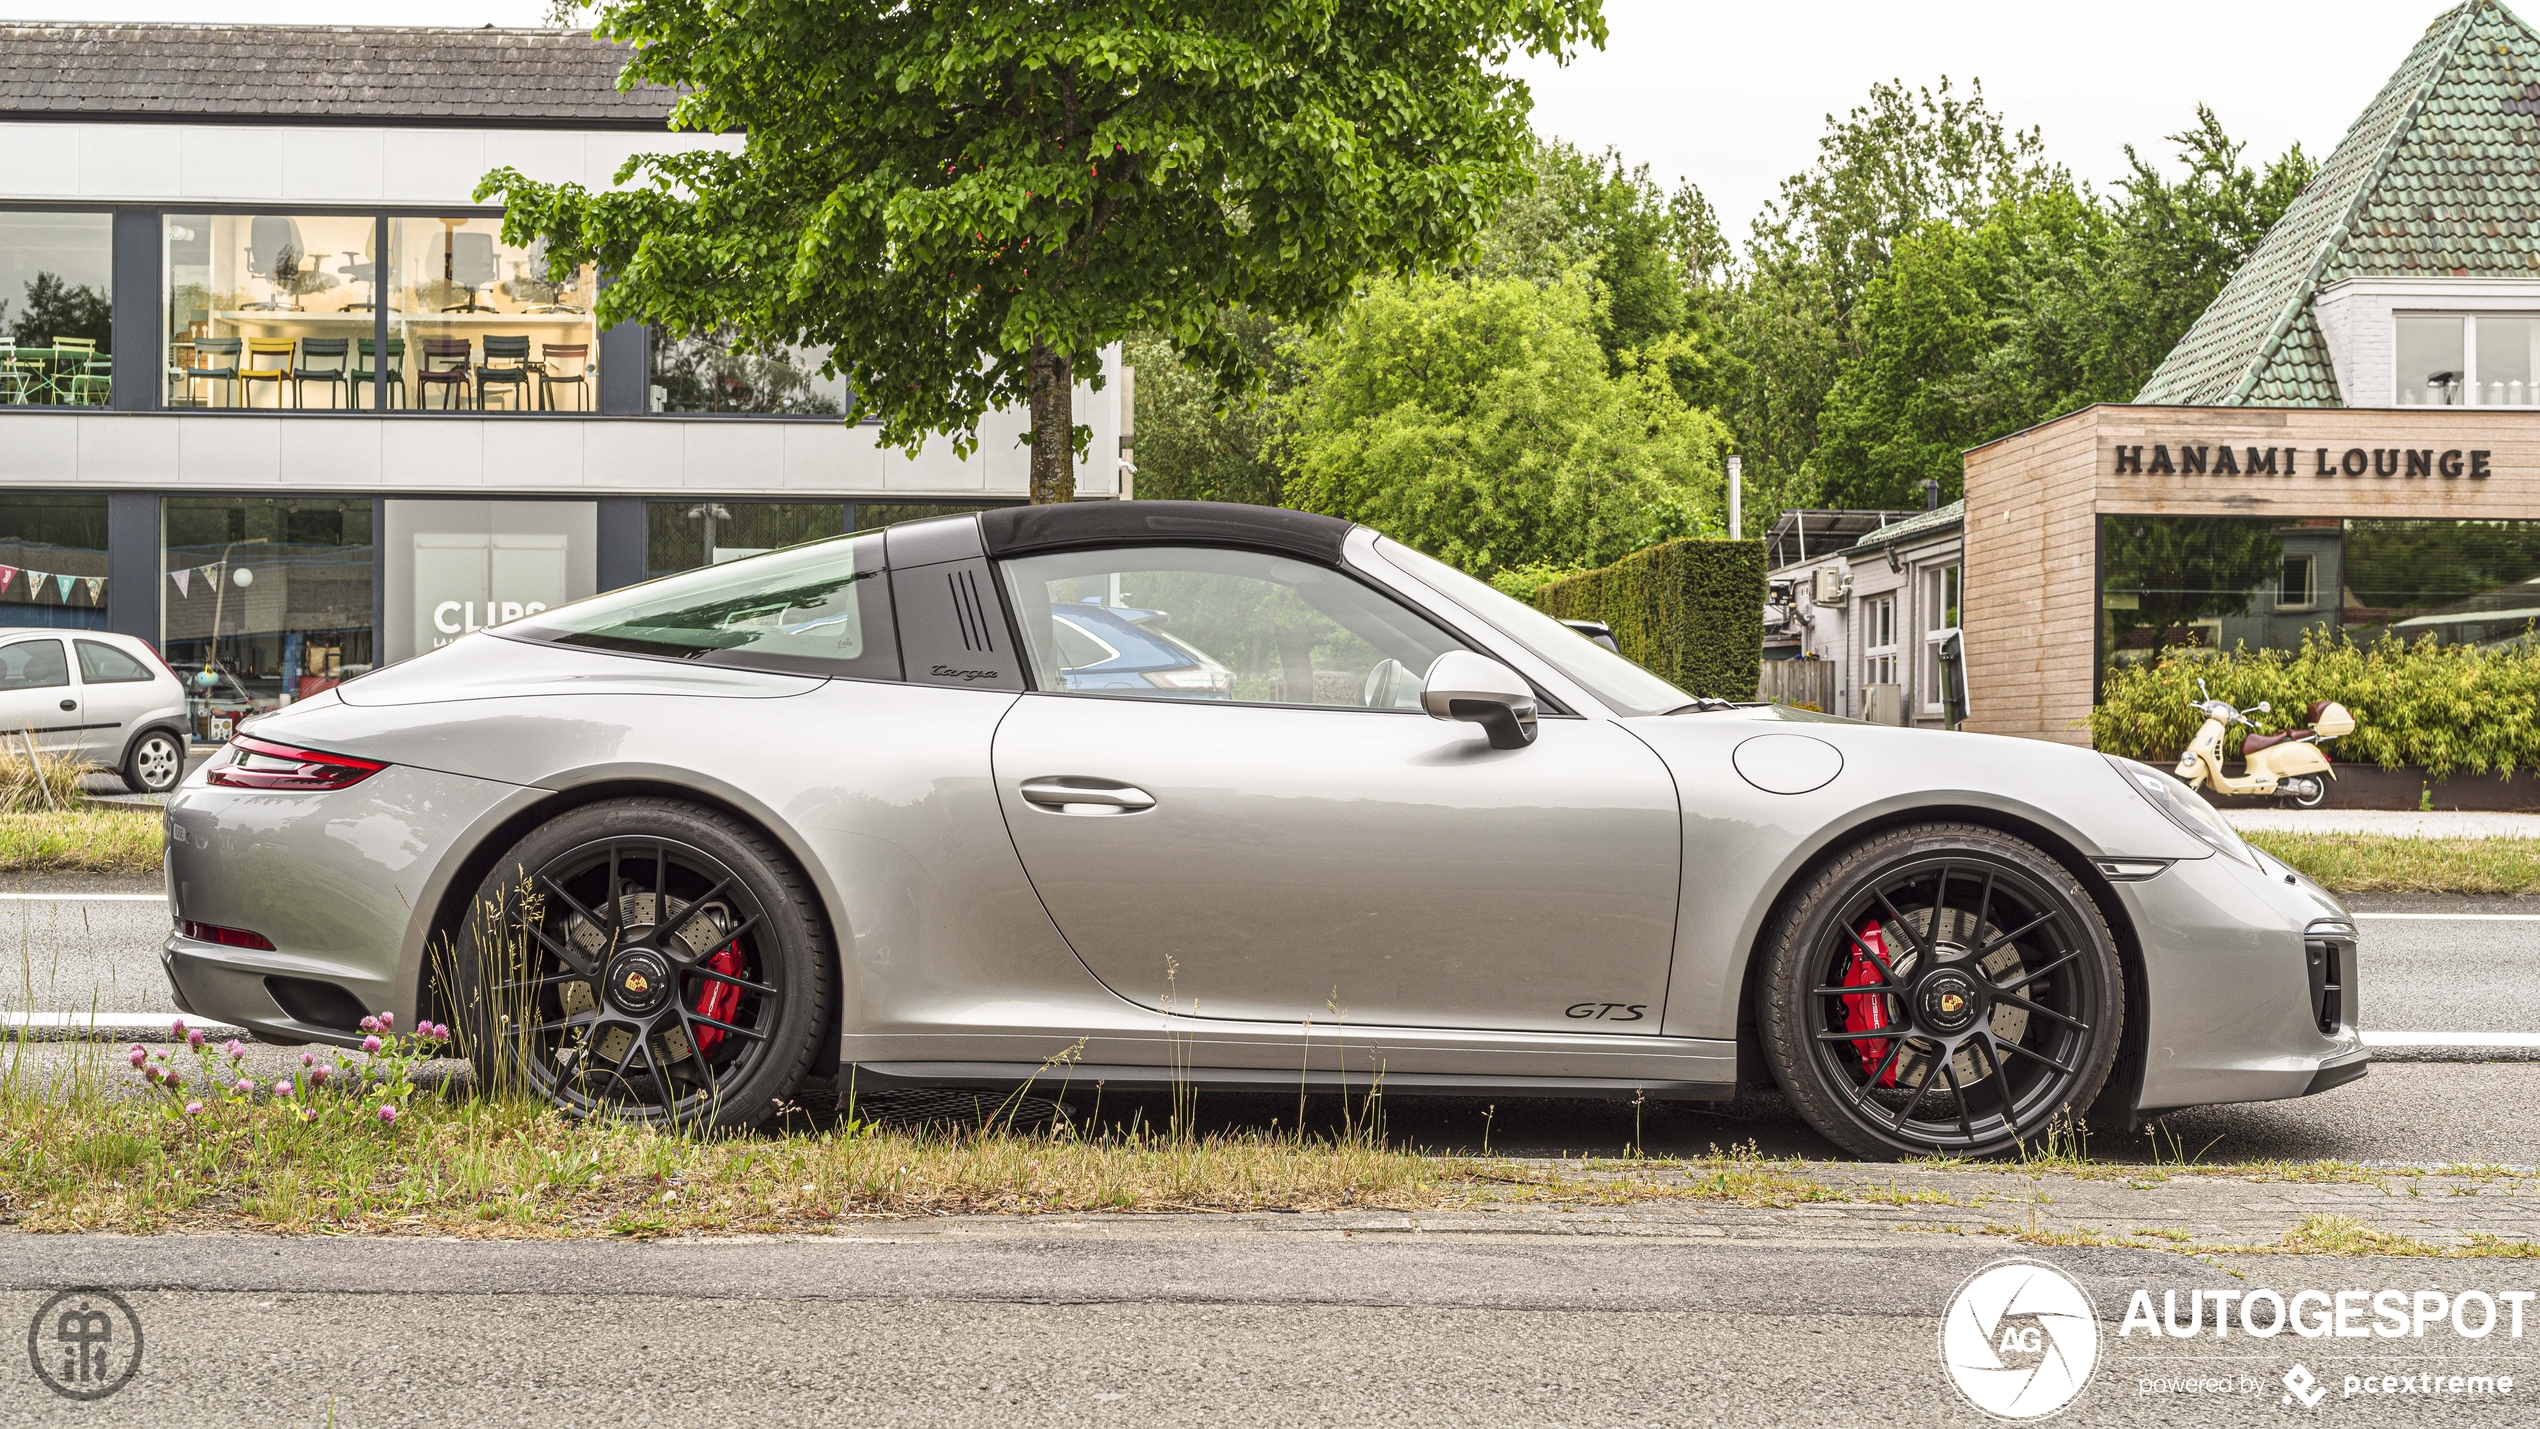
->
[2092, 633, 2540, 778]
[1520, 538, 1766, 699]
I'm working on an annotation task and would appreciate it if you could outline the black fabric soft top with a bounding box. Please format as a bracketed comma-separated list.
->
[978, 500, 1353, 565]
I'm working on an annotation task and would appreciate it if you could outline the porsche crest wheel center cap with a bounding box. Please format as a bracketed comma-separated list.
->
[606, 949, 673, 1015]
[1917, 970, 1982, 1034]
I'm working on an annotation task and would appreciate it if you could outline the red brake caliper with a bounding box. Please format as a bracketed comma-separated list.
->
[690, 941, 745, 1055]
[1842, 920, 1899, 1087]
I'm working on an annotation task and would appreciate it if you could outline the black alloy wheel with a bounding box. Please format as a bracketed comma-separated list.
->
[453, 799, 830, 1130]
[1756, 823, 2124, 1160]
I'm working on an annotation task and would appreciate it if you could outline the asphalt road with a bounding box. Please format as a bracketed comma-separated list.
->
[3, 1225, 2533, 1427]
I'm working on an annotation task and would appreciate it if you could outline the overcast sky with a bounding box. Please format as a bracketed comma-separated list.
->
[3, 0, 2462, 236]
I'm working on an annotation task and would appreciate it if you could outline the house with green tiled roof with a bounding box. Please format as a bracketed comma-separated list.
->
[2140, 0, 2540, 408]
[1959, 1, 2540, 762]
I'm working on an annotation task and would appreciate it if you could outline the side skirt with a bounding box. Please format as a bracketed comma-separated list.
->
[848, 1060, 1734, 1102]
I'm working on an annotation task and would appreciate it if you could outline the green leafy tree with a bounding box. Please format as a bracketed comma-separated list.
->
[482, 0, 1605, 504]
[1121, 312, 1295, 505]
[9, 273, 111, 352]
[1279, 272, 1728, 574]
[2106, 106, 2314, 391]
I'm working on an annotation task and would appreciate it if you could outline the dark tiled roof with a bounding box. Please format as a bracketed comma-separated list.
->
[2142, 1, 2540, 406]
[0, 23, 677, 127]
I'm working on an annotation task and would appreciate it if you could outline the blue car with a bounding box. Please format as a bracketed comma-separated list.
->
[1049, 600, 1234, 698]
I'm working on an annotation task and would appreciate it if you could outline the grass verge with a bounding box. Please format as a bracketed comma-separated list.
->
[0, 806, 161, 875]
[2244, 832, 2540, 894]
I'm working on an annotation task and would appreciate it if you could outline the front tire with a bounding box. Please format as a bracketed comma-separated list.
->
[123, 728, 185, 794]
[450, 798, 832, 1131]
[1755, 823, 2124, 1160]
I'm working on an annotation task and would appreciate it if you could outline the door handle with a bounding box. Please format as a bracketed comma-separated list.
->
[57, 700, 74, 712]
[1018, 777, 1156, 813]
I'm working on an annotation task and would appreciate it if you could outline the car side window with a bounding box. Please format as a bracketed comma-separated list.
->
[998, 545, 1463, 707]
[503, 532, 898, 681]
[76, 640, 154, 684]
[0, 639, 67, 691]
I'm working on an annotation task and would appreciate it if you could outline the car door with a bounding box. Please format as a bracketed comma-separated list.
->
[0, 637, 79, 753]
[72, 638, 163, 763]
[988, 543, 1682, 1034]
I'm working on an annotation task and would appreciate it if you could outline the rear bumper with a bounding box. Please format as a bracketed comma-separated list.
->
[158, 761, 542, 1045]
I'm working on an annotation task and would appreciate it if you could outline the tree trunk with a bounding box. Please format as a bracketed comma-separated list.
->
[1027, 343, 1076, 505]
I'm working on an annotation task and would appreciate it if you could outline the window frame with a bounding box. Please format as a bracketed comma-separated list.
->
[2393, 311, 2540, 408]
[1862, 592, 1899, 691]
[2276, 553, 2317, 613]
[1919, 562, 1961, 716]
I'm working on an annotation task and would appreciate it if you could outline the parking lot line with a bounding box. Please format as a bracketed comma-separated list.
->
[2362, 1030, 2540, 1048]
[2, 1011, 240, 1035]
[0, 892, 162, 902]
[2354, 912, 2540, 921]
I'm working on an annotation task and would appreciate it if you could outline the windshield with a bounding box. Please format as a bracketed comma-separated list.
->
[1372, 538, 1699, 717]
[500, 532, 898, 680]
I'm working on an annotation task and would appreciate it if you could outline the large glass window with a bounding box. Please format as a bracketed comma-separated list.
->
[389, 216, 597, 413]
[162, 498, 374, 738]
[650, 328, 848, 416]
[506, 533, 896, 680]
[165, 214, 597, 412]
[0, 211, 114, 407]
[0, 495, 108, 629]
[1920, 563, 1960, 714]
[2394, 313, 2540, 407]
[382, 500, 596, 664]
[646, 502, 845, 579]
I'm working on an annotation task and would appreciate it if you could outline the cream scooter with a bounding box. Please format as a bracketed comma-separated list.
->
[2173, 679, 2355, 809]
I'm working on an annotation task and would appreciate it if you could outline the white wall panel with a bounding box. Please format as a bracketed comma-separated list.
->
[382, 129, 491, 207]
[178, 416, 281, 486]
[0, 125, 81, 199]
[379, 418, 484, 489]
[483, 130, 588, 192]
[281, 129, 386, 205]
[582, 421, 682, 489]
[279, 419, 383, 487]
[682, 420, 785, 488]
[75, 414, 180, 485]
[0, 416, 78, 483]
[78, 125, 179, 199]
[178, 127, 283, 201]
[481, 421, 584, 489]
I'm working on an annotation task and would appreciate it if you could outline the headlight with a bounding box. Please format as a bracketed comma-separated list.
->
[2103, 756, 2260, 869]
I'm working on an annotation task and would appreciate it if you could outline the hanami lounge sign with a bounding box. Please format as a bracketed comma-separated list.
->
[2110, 443, 2493, 479]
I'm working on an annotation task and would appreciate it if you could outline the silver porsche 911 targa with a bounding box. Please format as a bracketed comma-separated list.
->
[159, 501, 2365, 1157]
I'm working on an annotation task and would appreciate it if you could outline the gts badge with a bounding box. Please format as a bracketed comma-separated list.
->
[1565, 1002, 1648, 1022]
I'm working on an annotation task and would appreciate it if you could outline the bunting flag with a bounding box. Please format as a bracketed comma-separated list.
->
[24, 571, 45, 601]
[83, 577, 102, 604]
[0, 566, 16, 597]
[54, 574, 72, 603]
[169, 568, 189, 598]
[199, 564, 220, 589]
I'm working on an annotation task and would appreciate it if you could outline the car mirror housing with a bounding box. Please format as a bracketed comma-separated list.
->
[1420, 651, 1539, 749]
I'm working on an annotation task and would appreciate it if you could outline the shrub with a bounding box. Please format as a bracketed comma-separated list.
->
[1521, 538, 1767, 699]
[2091, 631, 2540, 778]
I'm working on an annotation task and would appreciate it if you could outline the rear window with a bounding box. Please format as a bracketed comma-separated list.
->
[500, 532, 899, 681]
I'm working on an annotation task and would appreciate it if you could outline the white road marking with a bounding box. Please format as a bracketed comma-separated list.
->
[2354, 912, 2540, 922]
[0, 892, 162, 902]
[3, 1011, 240, 1035]
[2363, 1030, 2540, 1049]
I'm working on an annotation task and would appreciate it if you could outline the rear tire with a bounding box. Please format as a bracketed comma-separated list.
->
[122, 728, 185, 794]
[450, 798, 832, 1131]
[1754, 823, 2125, 1160]
[2280, 776, 2327, 809]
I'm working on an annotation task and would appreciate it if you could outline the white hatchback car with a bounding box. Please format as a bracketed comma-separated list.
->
[0, 628, 191, 792]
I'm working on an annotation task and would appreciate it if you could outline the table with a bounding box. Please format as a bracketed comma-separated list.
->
[1, 346, 110, 406]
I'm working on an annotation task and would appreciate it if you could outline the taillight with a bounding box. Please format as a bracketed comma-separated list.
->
[180, 919, 275, 951]
[204, 734, 387, 791]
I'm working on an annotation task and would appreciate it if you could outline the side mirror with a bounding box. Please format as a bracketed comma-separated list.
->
[2255, 701, 2271, 714]
[1421, 651, 1539, 750]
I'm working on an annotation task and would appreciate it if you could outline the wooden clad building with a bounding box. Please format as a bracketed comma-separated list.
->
[1965, 1, 2540, 743]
